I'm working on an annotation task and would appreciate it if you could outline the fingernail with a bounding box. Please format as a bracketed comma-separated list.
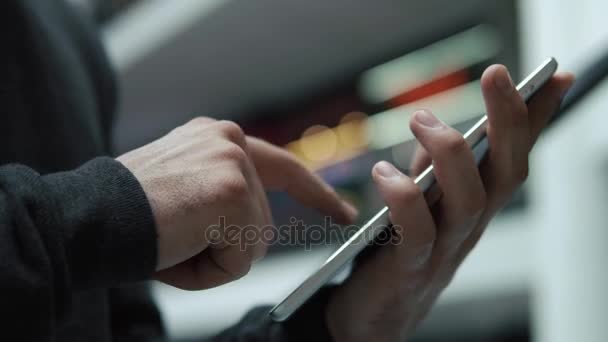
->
[414, 110, 442, 128]
[375, 161, 401, 178]
[495, 67, 514, 95]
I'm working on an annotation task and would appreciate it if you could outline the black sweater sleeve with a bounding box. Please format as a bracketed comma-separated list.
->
[211, 286, 336, 342]
[0, 157, 158, 338]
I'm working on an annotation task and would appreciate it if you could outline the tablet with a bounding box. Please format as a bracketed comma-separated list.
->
[269, 57, 558, 322]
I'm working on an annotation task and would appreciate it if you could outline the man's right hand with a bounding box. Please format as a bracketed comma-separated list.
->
[117, 118, 357, 290]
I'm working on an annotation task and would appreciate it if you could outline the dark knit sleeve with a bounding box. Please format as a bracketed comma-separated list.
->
[0, 157, 157, 337]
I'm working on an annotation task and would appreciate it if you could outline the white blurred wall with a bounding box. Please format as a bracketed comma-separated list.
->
[519, 1, 608, 341]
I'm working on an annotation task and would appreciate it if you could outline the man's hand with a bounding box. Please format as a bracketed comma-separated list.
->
[117, 118, 357, 290]
[326, 66, 574, 341]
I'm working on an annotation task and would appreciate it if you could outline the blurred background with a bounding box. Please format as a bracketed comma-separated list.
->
[69, 0, 608, 340]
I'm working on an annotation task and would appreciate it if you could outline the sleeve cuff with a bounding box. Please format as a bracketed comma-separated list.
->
[212, 286, 336, 341]
[43, 157, 158, 289]
[282, 285, 336, 342]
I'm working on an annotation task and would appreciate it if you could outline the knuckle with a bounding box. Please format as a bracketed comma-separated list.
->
[443, 132, 468, 155]
[220, 173, 250, 201]
[222, 143, 248, 165]
[408, 239, 435, 269]
[217, 120, 246, 145]
[188, 116, 215, 128]
[396, 179, 424, 204]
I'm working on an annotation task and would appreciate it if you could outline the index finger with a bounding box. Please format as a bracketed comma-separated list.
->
[246, 137, 358, 224]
